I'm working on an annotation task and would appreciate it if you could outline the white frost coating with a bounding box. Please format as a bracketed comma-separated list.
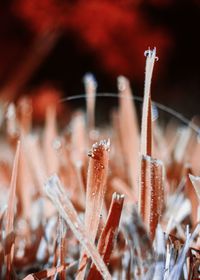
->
[164, 246, 171, 280]
[117, 76, 129, 92]
[92, 139, 111, 151]
[152, 225, 166, 280]
[113, 192, 125, 202]
[154, 224, 165, 255]
[45, 216, 57, 242]
[45, 174, 112, 280]
[83, 73, 97, 91]
[6, 103, 16, 119]
[144, 48, 159, 61]
[84, 73, 97, 129]
[152, 103, 159, 121]
[141, 154, 163, 166]
[36, 237, 47, 261]
[52, 138, 62, 150]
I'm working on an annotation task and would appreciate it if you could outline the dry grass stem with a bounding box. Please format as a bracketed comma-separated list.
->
[141, 48, 157, 156]
[0, 47, 200, 279]
[118, 76, 139, 194]
[77, 139, 110, 279]
[43, 105, 59, 175]
[5, 141, 20, 279]
[87, 192, 124, 279]
[45, 175, 112, 280]
[139, 155, 164, 240]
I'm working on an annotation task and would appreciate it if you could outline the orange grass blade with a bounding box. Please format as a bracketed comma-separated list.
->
[26, 136, 56, 218]
[5, 141, 20, 278]
[149, 158, 164, 240]
[58, 144, 85, 209]
[111, 110, 126, 177]
[118, 76, 139, 194]
[58, 216, 67, 280]
[138, 155, 148, 219]
[84, 139, 110, 242]
[71, 111, 87, 165]
[45, 175, 112, 280]
[17, 138, 34, 220]
[43, 106, 59, 175]
[26, 135, 47, 194]
[141, 48, 158, 156]
[76, 139, 110, 279]
[139, 155, 164, 241]
[87, 192, 124, 280]
[139, 48, 159, 232]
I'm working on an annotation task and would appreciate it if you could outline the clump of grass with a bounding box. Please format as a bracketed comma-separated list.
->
[0, 48, 200, 279]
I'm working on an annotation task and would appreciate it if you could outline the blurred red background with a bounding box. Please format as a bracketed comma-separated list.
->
[0, 0, 199, 118]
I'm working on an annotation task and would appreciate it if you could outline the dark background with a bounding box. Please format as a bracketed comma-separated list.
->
[0, 0, 200, 118]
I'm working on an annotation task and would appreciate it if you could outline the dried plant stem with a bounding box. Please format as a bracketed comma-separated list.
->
[58, 216, 67, 280]
[17, 138, 33, 220]
[138, 156, 148, 221]
[118, 76, 139, 194]
[141, 48, 157, 156]
[26, 135, 47, 194]
[45, 175, 112, 280]
[76, 140, 110, 279]
[84, 140, 110, 242]
[43, 106, 58, 174]
[139, 48, 160, 236]
[26, 136, 56, 218]
[139, 155, 164, 240]
[87, 192, 124, 279]
[71, 111, 86, 165]
[5, 141, 20, 279]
